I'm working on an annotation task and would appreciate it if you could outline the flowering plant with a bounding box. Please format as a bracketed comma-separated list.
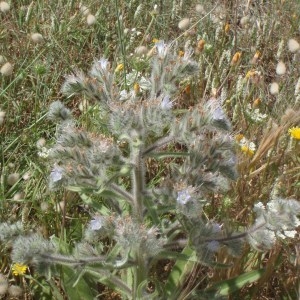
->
[2, 41, 300, 299]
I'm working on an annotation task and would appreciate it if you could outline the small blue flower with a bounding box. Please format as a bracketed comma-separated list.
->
[50, 165, 63, 183]
[206, 240, 220, 252]
[160, 95, 173, 110]
[90, 216, 104, 230]
[177, 190, 191, 205]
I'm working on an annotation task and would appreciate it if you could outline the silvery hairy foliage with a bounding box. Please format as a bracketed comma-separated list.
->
[5, 41, 300, 298]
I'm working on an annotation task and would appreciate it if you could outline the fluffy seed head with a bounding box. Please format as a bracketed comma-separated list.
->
[270, 82, 279, 94]
[36, 138, 46, 148]
[79, 4, 90, 16]
[135, 45, 148, 56]
[0, 111, 5, 125]
[0, 62, 13, 76]
[0, 1, 10, 13]
[13, 192, 25, 201]
[87, 14, 96, 25]
[195, 4, 205, 14]
[31, 33, 43, 43]
[0, 274, 8, 295]
[178, 18, 190, 30]
[7, 173, 20, 186]
[276, 61, 286, 75]
[40, 201, 49, 211]
[8, 285, 23, 297]
[288, 39, 300, 53]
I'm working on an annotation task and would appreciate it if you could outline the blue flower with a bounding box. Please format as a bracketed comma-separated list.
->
[160, 95, 173, 110]
[50, 165, 63, 183]
[177, 190, 191, 205]
[206, 240, 220, 252]
[90, 216, 104, 230]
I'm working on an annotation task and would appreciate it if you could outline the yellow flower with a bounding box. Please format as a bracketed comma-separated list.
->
[196, 39, 205, 52]
[245, 70, 256, 79]
[115, 63, 124, 73]
[178, 50, 184, 57]
[12, 263, 28, 276]
[252, 98, 261, 108]
[240, 145, 255, 157]
[289, 127, 300, 140]
[235, 134, 244, 142]
[224, 23, 230, 34]
[231, 52, 242, 65]
[152, 38, 159, 44]
[133, 82, 140, 95]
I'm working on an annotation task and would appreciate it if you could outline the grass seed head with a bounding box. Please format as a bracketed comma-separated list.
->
[135, 46, 148, 56]
[0, 274, 8, 295]
[7, 173, 20, 186]
[87, 14, 96, 25]
[270, 82, 279, 94]
[276, 61, 286, 75]
[178, 18, 190, 30]
[288, 38, 300, 53]
[31, 33, 44, 43]
[79, 4, 90, 16]
[0, 62, 13, 76]
[0, 1, 10, 13]
[8, 285, 23, 297]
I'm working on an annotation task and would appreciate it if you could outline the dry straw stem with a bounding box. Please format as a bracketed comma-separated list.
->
[249, 108, 300, 169]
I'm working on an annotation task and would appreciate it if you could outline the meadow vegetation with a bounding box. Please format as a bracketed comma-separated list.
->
[1, 0, 300, 299]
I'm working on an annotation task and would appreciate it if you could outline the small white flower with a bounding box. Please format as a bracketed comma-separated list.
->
[119, 89, 129, 101]
[283, 230, 297, 239]
[50, 165, 63, 183]
[155, 40, 168, 58]
[139, 77, 152, 90]
[38, 147, 51, 158]
[98, 58, 109, 70]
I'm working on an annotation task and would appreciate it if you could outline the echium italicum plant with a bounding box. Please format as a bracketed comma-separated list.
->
[3, 41, 300, 299]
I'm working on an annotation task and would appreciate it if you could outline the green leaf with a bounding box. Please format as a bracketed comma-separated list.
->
[60, 266, 97, 300]
[147, 152, 190, 159]
[164, 246, 196, 299]
[204, 269, 265, 296]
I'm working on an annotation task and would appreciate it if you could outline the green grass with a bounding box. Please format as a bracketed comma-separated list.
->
[1, 0, 300, 298]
